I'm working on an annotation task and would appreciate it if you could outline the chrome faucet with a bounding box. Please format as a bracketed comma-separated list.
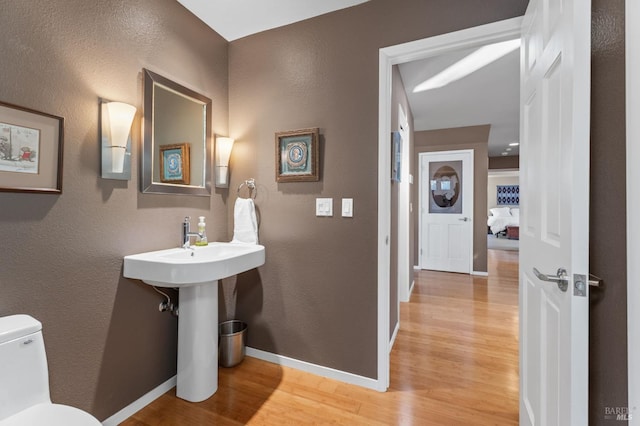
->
[182, 217, 203, 248]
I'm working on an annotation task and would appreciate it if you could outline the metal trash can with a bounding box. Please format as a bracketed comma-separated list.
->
[219, 320, 247, 367]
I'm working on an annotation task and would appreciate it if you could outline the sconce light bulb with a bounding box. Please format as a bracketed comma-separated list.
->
[217, 166, 229, 186]
[215, 137, 235, 187]
[216, 137, 234, 167]
[106, 102, 136, 173]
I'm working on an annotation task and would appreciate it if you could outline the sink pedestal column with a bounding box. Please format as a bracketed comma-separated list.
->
[176, 281, 218, 402]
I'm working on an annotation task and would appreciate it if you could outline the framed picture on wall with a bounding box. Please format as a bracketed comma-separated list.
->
[160, 143, 190, 184]
[497, 184, 519, 205]
[275, 127, 320, 182]
[0, 100, 64, 194]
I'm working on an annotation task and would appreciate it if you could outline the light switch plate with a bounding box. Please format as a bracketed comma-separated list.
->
[342, 198, 353, 217]
[316, 198, 333, 216]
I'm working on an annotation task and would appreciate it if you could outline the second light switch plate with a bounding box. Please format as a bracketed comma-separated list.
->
[342, 198, 353, 217]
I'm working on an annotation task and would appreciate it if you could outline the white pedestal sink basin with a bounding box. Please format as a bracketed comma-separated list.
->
[123, 242, 265, 402]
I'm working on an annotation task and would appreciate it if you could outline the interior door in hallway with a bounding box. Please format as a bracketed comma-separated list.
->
[419, 150, 473, 273]
[519, 0, 591, 424]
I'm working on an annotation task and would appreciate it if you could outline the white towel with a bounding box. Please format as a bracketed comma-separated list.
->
[231, 198, 259, 244]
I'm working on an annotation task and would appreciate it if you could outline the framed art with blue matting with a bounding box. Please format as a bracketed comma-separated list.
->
[275, 127, 319, 182]
[160, 143, 190, 185]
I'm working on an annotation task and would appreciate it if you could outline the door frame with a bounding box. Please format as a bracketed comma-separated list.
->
[397, 104, 412, 304]
[627, 1, 640, 421]
[418, 149, 474, 274]
[377, 17, 522, 390]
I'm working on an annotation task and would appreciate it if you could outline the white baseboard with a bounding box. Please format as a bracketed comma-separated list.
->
[408, 279, 415, 297]
[413, 265, 421, 271]
[417, 265, 485, 277]
[101, 348, 382, 424]
[101, 375, 176, 426]
[246, 347, 380, 391]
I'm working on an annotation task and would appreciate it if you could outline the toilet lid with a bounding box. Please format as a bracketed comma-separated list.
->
[0, 403, 101, 426]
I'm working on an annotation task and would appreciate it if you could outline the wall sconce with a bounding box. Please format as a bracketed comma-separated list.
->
[101, 100, 136, 180]
[215, 136, 235, 188]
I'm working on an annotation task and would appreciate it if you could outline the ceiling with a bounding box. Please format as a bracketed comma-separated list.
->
[178, 0, 520, 158]
[177, 0, 370, 41]
[398, 46, 520, 158]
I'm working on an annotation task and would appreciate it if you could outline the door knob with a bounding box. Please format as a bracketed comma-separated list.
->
[533, 267, 568, 292]
[458, 217, 470, 222]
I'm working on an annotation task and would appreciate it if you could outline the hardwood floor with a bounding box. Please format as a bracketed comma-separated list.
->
[121, 249, 519, 425]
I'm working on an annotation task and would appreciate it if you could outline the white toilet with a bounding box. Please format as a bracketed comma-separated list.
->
[0, 314, 101, 425]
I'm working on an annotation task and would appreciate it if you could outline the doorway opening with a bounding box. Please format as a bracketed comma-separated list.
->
[377, 17, 522, 391]
[487, 169, 520, 252]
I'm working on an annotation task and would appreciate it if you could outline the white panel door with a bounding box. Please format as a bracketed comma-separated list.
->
[419, 150, 473, 274]
[519, 0, 591, 425]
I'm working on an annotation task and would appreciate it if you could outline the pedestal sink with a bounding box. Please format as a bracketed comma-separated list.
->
[123, 242, 265, 402]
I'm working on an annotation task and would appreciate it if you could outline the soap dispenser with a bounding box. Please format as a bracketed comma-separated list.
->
[195, 216, 208, 246]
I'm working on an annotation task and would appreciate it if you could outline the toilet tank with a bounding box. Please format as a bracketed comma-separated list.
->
[0, 315, 51, 421]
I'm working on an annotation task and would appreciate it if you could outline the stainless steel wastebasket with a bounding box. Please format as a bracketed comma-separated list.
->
[219, 320, 247, 367]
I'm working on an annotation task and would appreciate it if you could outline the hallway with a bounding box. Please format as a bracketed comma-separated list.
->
[390, 248, 519, 424]
[122, 249, 519, 425]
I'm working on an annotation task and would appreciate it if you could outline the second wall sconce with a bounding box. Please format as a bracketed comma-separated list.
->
[101, 100, 136, 180]
[215, 136, 235, 188]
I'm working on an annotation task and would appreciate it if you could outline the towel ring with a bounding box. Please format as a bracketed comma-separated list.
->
[237, 178, 257, 199]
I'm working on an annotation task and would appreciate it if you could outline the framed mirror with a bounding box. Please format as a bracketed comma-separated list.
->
[142, 69, 212, 196]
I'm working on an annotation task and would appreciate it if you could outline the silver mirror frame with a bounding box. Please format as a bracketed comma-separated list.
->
[142, 69, 212, 196]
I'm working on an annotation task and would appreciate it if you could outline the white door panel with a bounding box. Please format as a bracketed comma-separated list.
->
[419, 150, 473, 274]
[541, 53, 563, 245]
[519, 0, 591, 424]
[426, 223, 444, 260]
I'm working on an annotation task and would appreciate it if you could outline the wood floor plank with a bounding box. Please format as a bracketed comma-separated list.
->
[121, 249, 519, 425]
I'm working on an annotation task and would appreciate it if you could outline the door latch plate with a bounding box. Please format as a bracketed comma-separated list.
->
[574, 274, 587, 297]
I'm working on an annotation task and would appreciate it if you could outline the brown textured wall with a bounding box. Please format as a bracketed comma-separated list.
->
[590, 0, 628, 423]
[413, 126, 489, 272]
[489, 155, 520, 169]
[227, 0, 526, 379]
[0, 0, 228, 420]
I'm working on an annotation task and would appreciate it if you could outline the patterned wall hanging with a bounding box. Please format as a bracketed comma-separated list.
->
[497, 185, 519, 205]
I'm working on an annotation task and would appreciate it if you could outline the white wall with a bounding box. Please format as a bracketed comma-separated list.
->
[487, 172, 519, 213]
[627, 0, 640, 422]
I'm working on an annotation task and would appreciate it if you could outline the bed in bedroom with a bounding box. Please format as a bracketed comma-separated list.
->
[487, 207, 519, 238]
